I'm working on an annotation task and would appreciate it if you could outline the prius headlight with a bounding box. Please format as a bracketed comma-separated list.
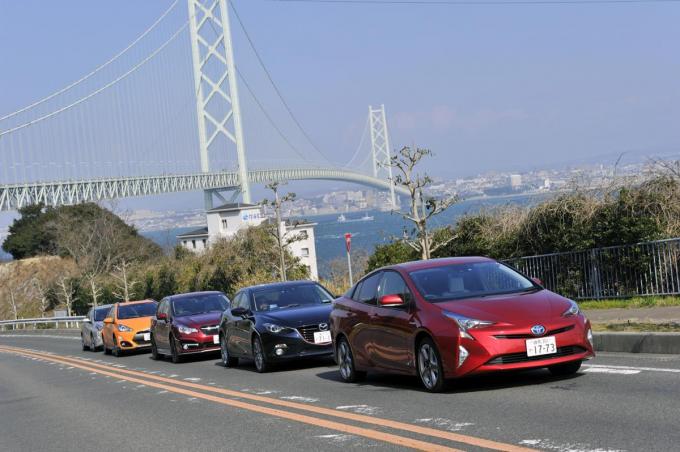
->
[177, 325, 199, 334]
[263, 323, 293, 334]
[562, 300, 580, 318]
[117, 324, 132, 332]
[443, 311, 495, 340]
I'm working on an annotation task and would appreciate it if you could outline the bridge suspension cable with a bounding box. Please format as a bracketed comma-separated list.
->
[0, 0, 181, 123]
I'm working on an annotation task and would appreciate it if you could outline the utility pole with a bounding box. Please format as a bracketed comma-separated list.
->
[188, 0, 251, 209]
[344, 233, 353, 286]
[274, 186, 287, 282]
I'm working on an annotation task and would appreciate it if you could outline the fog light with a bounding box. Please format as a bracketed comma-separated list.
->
[274, 344, 287, 356]
[458, 345, 469, 368]
[587, 329, 594, 348]
[183, 344, 189, 350]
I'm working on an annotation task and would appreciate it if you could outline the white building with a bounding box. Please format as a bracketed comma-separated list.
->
[510, 174, 522, 188]
[177, 203, 319, 280]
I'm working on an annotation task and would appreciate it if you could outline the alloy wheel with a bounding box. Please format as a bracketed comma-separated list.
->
[417, 340, 444, 392]
[338, 341, 353, 381]
[252, 337, 268, 373]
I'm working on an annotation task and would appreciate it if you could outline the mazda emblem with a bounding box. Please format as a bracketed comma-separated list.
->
[319, 323, 329, 331]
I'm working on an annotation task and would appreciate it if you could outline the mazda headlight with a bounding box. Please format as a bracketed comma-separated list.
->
[443, 311, 495, 340]
[263, 323, 292, 334]
[177, 325, 199, 335]
[562, 300, 580, 318]
[117, 324, 132, 332]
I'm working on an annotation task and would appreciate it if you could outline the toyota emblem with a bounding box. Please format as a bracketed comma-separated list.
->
[531, 325, 546, 336]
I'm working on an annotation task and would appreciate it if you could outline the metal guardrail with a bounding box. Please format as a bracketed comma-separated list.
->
[504, 238, 680, 300]
[0, 316, 86, 331]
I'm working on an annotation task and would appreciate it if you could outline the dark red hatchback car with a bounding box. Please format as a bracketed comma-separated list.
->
[330, 257, 594, 392]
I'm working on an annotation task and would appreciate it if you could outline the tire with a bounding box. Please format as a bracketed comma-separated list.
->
[81, 335, 90, 351]
[112, 335, 122, 357]
[252, 336, 269, 373]
[150, 335, 162, 361]
[170, 335, 183, 364]
[90, 334, 98, 352]
[416, 337, 446, 393]
[220, 335, 238, 368]
[103, 336, 112, 355]
[337, 337, 366, 383]
[548, 360, 582, 376]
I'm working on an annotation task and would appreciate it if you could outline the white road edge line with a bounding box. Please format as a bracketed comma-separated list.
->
[584, 364, 680, 374]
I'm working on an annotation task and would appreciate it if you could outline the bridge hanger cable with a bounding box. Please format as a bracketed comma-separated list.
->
[236, 68, 320, 166]
[229, 2, 336, 167]
[0, 0, 180, 122]
[0, 22, 189, 138]
[342, 115, 369, 168]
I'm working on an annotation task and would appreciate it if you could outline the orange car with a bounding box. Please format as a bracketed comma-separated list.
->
[102, 300, 157, 357]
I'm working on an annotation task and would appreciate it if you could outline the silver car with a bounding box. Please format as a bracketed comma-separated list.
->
[81, 305, 113, 351]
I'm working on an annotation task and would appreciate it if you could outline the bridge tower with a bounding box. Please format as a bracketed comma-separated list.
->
[368, 105, 396, 208]
[187, 0, 250, 208]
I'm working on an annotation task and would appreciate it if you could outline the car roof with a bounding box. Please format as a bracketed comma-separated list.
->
[168, 291, 225, 300]
[391, 256, 495, 272]
[244, 280, 318, 292]
[114, 299, 156, 306]
[94, 304, 113, 310]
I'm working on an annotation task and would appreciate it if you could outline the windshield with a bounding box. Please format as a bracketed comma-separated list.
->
[172, 294, 230, 317]
[253, 284, 333, 312]
[94, 307, 110, 322]
[117, 302, 157, 320]
[409, 262, 537, 302]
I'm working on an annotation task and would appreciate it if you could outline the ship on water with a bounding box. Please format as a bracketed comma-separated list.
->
[337, 213, 374, 223]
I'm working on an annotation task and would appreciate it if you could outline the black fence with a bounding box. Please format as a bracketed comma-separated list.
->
[504, 238, 680, 300]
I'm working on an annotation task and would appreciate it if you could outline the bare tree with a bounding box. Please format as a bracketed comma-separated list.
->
[85, 272, 103, 308]
[33, 278, 51, 317]
[390, 146, 458, 260]
[56, 276, 77, 317]
[261, 182, 305, 281]
[111, 260, 138, 302]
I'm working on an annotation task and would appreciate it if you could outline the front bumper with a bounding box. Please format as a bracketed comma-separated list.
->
[116, 329, 152, 350]
[176, 334, 221, 355]
[260, 332, 333, 362]
[441, 317, 595, 378]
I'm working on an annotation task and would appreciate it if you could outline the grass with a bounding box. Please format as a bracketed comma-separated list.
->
[591, 322, 680, 333]
[578, 296, 680, 310]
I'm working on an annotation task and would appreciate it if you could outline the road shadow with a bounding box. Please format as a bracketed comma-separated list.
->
[212, 356, 336, 373]
[149, 351, 220, 364]
[315, 367, 586, 394]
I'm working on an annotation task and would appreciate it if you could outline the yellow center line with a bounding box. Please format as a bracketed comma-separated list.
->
[0, 345, 459, 452]
[0, 345, 536, 452]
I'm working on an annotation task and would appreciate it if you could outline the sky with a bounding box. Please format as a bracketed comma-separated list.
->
[1, 0, 680, 218]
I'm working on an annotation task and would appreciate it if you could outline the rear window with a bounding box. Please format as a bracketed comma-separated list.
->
[117, 302, 157, 320]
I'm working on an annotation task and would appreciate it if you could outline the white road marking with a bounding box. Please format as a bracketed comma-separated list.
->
[584, 364, 680, 374]
[0, 334, 79, 340]
[336, 404, 381, 415]
[519, 438, 625, 452]
[583, 368, 640, 375]
[280, 396, 319, 403]
[415, 418, 475, 431]
[315, 434, 355, 444]
[184, 377, 201, 382]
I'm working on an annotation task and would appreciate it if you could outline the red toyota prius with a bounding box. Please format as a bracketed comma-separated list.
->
[330, 257, 594, 392]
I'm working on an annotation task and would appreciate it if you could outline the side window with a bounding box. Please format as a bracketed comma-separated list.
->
[232, 293, 244, 310]
[357, 272, 382, 305]
[378, 271, 412, 305]
[87, 309, 93, 321]
[107, 306, 115, 320]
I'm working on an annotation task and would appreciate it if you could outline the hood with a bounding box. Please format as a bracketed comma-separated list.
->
[258, 304, 332, 327]
[118, 316, 153, 331]
[174, 312, 223, 327]
[433, 289, 572, 326]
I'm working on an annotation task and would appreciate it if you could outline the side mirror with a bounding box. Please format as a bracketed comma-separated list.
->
[230, 307, 250, 317]
[531, 277, 543, 286]
[379, 294, 404, 307]
[156, 312, 167, 321]
[103, 317, 113, 324]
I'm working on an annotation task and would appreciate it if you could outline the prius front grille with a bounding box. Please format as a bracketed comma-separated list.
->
[494, 325, 575, 340]
[486, 346, 587, 365]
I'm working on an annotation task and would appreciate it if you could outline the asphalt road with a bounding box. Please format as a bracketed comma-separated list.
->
[1, 333, 679, 452]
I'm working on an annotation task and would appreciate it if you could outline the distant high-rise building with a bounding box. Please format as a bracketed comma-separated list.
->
[510, 174, 522, 188]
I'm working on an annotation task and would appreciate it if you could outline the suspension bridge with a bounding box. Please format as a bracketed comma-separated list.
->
[0, 0, 403, 212]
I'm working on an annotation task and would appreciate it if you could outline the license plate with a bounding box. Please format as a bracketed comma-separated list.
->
[526, 336, 557, 357]
[313, 331, 331, 344]
[143, 333, 150, 341]
[213, 335, 219, 345]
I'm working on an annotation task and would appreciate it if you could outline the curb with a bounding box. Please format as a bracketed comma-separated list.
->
[594, 332, 680, 354]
